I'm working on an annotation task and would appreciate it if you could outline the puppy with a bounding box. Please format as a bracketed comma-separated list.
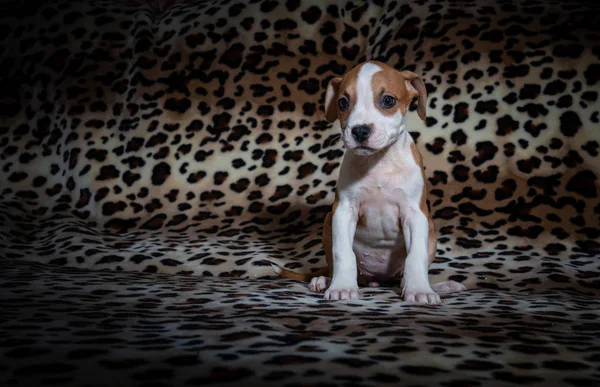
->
[274, 61, 466, 304]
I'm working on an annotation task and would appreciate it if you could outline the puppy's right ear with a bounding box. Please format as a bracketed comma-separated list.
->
[324, 77, 342, 123]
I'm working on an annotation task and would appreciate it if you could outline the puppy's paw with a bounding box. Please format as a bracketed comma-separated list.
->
[308, 276, 330, 293]
[404, 288, 441, 305]
[431, 280, 467, 293]
[324, 283, 359, 300]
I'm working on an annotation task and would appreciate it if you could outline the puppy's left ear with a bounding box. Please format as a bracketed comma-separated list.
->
[400, 70, 427, 121]
[324, 77, 342, 123]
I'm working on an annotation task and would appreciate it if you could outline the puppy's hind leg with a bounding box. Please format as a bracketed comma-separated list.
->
[310, 211, 334, 293]
[431, 281, 467, 293]
[309, 276, 331, 292]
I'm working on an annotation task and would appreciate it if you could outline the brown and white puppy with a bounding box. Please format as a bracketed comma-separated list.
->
[274, 61, 466, 304]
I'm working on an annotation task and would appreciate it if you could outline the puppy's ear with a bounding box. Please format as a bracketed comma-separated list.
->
[324, 77, 342, 123]
[400, 70, 427, 121]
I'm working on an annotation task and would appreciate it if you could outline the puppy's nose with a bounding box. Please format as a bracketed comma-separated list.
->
[351, 125, 371, 143]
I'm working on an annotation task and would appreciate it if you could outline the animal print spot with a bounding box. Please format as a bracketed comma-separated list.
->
[472, 141, 498, 167]
[342, 45, 360, 60]
[507, 225, 544, 238]
[517, 157, 541, 173]
[140, 214, 167, 230]
[188, 367, 255, 384]
[559, 111, 582, 137]
[426, 138, 446, 155]
[493, 372, 543, 384]
[262, 149, 278, 168]
[122, 171, 141, 187]
[461, 51, 480, 64]
[519, 84, 541, 100]
[453, 102, 469, 123]
[456, 360, 502, 371]
[394, 16, 420, 40]
[450, 129, 467, 145]
[582, 140, 599, 156]
[555, 95, 574, 109]
[322, 36, 338, 55]
[553, 43, 584, 58]
[164, 98, 191, 113]
[8, 172, 27, 182]
[559, 70, 578, 80]
[566, 170, 597, 198]
[473, 166, 499, 183]
[301, 6, 322, 24]
[584, 63, 600, 85]
[278, 101, 295, 112]
[151, 162, 171, 185]
[524, 121, 548, 137]
[495, 179, 517, 200]
[257, 105, 274, 116]
[254, 174, 270, 187]
[102, 201, 127, 216]
[220, 43, 245, 69]
[200, 190, 225, 201]
[540, 67, 553, 79]
[441, 61, 458, 73]
[187, 171, 207, 184]
[503, 92, 517, 104]
[284, 150, 303, 162]
[274, 19, 297, 31]
[496, 115, 519, 135]
[297, 163, 317, 179]
[474, 100, 497, 114]
[96, 166, 120, 180]
[582, 91, 598, 102]
[562, 150, 583, 168]
[443, 86, 461, 99]
[503, 65, 529, 78]
[543, 80, 566, 95]
[342, 24, 358, 42]
[452, 165, 470, 182]
[517, 103, 548, 118]
[543, 360, 589, 371]
[298, 78, 320, 95]
[429, 171, 448, 186]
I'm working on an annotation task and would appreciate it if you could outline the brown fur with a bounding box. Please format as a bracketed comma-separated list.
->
[400, 70, 427, 121]
[411, 142, 436, 265]
[325, 63, 361, 125]
[325, 61, 427, 124]
[325, 77, 342, 122]
[371, 66, 415, 117]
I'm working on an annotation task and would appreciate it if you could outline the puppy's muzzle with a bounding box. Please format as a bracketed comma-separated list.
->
[351, 124, 371, 143]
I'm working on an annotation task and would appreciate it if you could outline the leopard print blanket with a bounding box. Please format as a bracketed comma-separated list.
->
[1, 0, 599, 385]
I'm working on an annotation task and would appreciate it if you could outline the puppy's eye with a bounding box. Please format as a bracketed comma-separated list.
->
[338, 97, 349, 111]
[381, 95, 396, 109]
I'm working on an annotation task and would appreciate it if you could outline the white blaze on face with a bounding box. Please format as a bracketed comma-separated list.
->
[345, 62, 406, 153]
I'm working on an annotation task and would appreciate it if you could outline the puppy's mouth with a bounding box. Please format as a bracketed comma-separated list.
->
[349, 145, 377, 155]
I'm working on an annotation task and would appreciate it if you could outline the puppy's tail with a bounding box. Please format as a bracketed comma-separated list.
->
[271, 264, 328, 282]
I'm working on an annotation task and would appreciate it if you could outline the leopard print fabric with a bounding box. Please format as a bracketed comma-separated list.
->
[3, 260, 599, 386]
[1, 0, 599, 385]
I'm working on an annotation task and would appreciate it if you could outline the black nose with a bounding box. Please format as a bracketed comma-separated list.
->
[351, 125, 371, 143]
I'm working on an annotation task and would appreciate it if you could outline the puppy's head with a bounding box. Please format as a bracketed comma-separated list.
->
[324, 61, 427, 156]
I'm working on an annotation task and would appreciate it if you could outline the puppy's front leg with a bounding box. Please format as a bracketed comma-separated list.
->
[401, 208, 441, 305]
[324, 200, 359, 300]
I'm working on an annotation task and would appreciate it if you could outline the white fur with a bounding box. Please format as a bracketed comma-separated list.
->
[326, 131, 438, 302]
[325, 199, 359, 300]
